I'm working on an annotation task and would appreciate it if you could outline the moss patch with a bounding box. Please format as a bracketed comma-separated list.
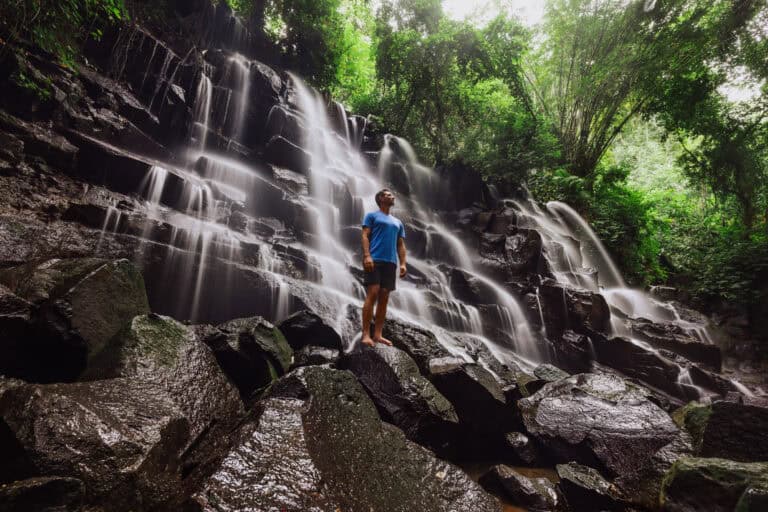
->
[672, 402, 712, 452]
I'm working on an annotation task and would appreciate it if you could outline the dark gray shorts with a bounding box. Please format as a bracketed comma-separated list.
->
[363, 261, 397, 290]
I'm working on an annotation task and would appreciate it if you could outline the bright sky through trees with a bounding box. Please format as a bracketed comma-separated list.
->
[442, 0, 545, 26]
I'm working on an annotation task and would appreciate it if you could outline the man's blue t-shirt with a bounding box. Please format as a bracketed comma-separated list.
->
[362, 211, 405, 264]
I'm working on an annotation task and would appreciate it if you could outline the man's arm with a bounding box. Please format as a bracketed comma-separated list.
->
[362, 226, 374, 272]
[397, 237, 407, 277]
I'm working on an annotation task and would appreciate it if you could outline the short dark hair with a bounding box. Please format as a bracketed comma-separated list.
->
[375, 188, 391, 207]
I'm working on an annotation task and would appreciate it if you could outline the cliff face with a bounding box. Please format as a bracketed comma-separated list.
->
[0, 2, 766, 511]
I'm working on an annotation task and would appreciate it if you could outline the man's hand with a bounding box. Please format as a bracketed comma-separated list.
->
[399, 263, 407, 277]
[364, 255, 374, 272]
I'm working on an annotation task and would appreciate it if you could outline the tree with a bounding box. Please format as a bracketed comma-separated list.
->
[527, 0, 764, 179]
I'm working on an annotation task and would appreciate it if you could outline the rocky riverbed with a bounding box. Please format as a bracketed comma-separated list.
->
[1, 1, 766, 511]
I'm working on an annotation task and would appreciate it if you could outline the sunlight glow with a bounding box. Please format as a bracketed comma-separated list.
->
[442, 0, 545, 26]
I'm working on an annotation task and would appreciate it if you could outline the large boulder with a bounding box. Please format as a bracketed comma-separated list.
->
[382, 317, 454, 373]
[0, 378, 189, 511]
[195, 316, 293, 400]
[660, 457, 768, 512]
[672, 398, 768, 462]
[428, 357, 519, 435]
[190, 366, 501, 511]
[338, 344, 459, 452]
[0, 258, 150, 382]
[519, 373, 681, 482]
[278, 309, 342, 350]
[82, 314, 244, 442]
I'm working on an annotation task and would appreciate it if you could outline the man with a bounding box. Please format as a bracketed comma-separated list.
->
[361, 188, 406, 347]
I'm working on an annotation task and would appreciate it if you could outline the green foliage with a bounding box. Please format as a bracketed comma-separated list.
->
[0, 0, 127, 65]
[358, 1, 558, 176]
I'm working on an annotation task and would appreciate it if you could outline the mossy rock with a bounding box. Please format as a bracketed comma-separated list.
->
[736, 477, 768, 512]
[83, 314, 191, 379]
[218, 316, 293, 374]
[661, 457, 768, 512]
[0, 258, 150, 382]
[672, 401, 712, 452]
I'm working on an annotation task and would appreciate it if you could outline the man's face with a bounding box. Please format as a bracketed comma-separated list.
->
[380, 190, 395, 207]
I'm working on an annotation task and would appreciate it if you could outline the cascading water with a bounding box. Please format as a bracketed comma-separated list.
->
[99, 21, 754, 399]
[509, 193, 734, 398]
[288, 74, 541, 369]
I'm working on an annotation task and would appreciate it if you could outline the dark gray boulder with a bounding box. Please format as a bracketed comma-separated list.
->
[672, 398, 768, 462]
[0, 476, 84, 512]
[479, 465, 561, 511]
[519, 373, 681, 480]
[427, 358, 520, 436]
[196, 316, 293, 400]
[0, 258, 150, 382]
[382, 317, 453, 373]
[82, 314, 244, 442]
[338, 344, 459, 451]
[191, 366, 501, 511]
[556, 462, 625, 511]
[0, 378, 189, 511]
[660, 457, 768, 512]
[278, 309, 342, 350]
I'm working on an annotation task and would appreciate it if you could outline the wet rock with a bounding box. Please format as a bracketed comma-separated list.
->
[660, 457, 768, 512]
[479, 465, 561, 512]
[537, 284, 611, 338]
[0, 112, 78, 170]
[0, 258, 150, 382]
[278, 309, 342, 350]
[629, 318, 721, 371]
[446, 266, 498, 305]
[428, 358, 519, 435]
[0, 476, 84, 512]
[264, 135, 311, 175]
[479, 229, 547, 278]
[382, 317, 453, 373]
[196, 316, 293, 400]
[590, 333, 690, 399]
[556, 462, 624, 511]
[519, 373, 681, 480]
[502, 432, 540, 465]
[550, 330, 594, 373]
[534, 363, 569, 382]
[265, 105, 305, 146]
[292, 345, 339, 368]
[192, 366, 501, 511]
[82, 314, 243, 441]
[338, 345, 459, 451]
[672, 399, 768, 462]
[0, 379, 189, 511]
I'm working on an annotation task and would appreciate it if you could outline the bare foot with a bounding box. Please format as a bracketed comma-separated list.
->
[374, 336, 393, 346]
[361, 335, 376, 347]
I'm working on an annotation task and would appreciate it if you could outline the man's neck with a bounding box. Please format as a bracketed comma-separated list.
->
[379, 206, 391, 215]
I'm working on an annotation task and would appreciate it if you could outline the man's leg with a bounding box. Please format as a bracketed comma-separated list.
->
[373, 288, 393, 346]
[361, 284, 379, 347]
